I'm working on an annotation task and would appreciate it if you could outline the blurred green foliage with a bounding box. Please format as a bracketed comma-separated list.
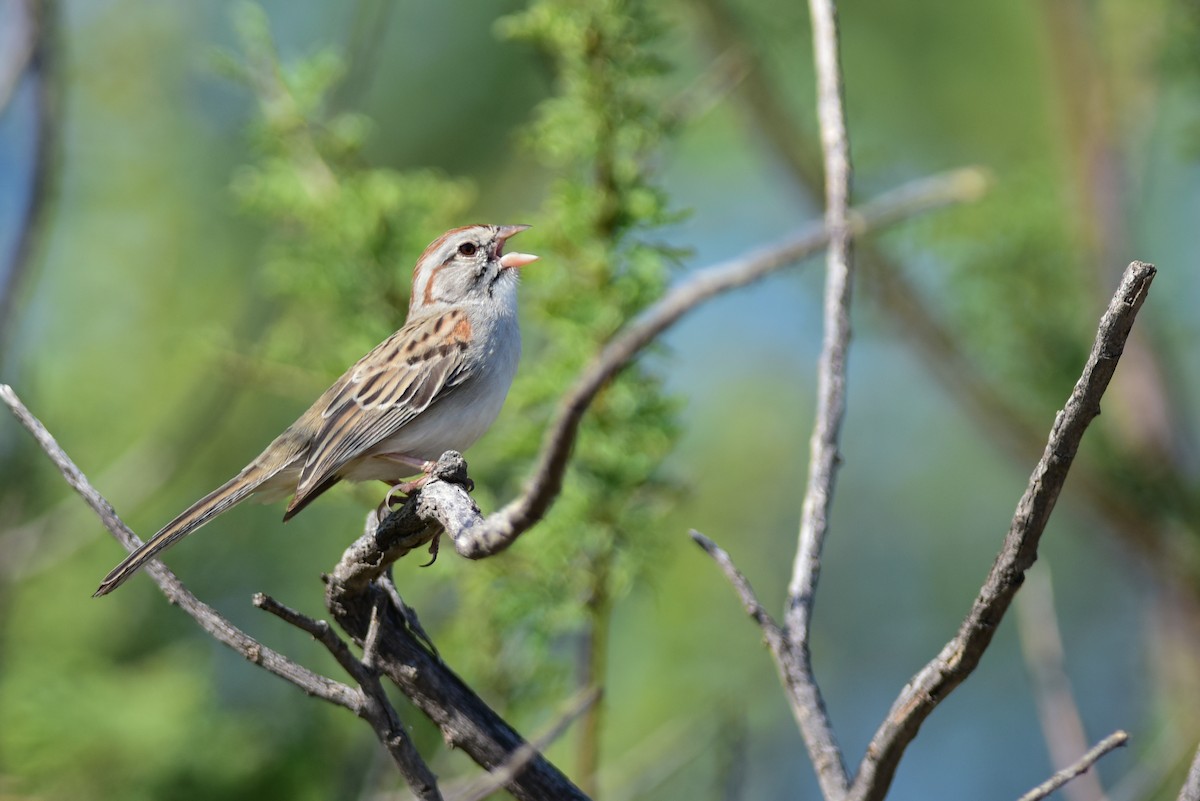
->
[924, 165, 1092, 416]
[220, 3, 476, 370]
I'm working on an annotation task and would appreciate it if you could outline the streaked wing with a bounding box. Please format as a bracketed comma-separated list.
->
[294, 309, 475, 498]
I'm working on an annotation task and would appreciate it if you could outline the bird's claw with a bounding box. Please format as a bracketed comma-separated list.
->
[419, 533, 441, 567]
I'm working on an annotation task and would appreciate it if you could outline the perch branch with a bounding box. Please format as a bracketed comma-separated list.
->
[846, 261, 1156, 801]
[1017, 730, 1128, 801]
[353, 168, 986, 580]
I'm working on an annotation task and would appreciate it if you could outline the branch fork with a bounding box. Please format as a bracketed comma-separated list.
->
[695, 262, 1157, 801]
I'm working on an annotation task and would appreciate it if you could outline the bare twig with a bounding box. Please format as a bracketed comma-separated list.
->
[1179, 741, 1200, 801]
[0, 389, 355, 705]
[778, 0, 857, 795]
[1018, 731, 1129, 801]
[693, 527, 845, 793]
[789, 0, 855, 642]
[847, 261, 1156, 801]
[1016, 565, 1109, 801]
[689, 530, 788, 662]
[348, 169, 985, 578]
[478, 169, 983, 561]
[254, 594, 441, 800]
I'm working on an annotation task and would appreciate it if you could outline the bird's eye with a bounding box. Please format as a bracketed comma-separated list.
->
[457, 242, 478, 257]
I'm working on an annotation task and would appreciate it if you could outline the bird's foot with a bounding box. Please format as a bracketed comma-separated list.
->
[376, 472, 429, 515]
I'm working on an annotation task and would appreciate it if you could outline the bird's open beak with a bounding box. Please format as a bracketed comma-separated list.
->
[497, 224, 538, 270]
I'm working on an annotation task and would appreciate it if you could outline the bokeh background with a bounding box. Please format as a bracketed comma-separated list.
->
[1, 1, 1199, 800]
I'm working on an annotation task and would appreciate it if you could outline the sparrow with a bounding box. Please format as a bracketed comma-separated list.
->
[94, 224, 537, 596]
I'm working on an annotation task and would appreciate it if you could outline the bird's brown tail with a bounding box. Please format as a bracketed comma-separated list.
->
[93, 467, 272, 597]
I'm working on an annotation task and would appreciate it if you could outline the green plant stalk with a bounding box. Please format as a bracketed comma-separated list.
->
[576, 543, 613, 796]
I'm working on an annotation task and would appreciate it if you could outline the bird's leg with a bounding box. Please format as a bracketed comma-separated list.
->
[372, 454, 437, 523]
[379, 453, 436, 475]
[382, 454, 435, 493]
[392, 474, 431, 494]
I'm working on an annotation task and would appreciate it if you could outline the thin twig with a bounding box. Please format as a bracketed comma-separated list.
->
[790, 0, 855, 644]
[1179, 741, 1200, 801]
[0, 384, 360, 706]
[474, 170, 982, 561]
[254, 594, 442, 800]
[253, 594, 372, 689]
[847, 261, 1156, 801]
[779, 0, 856, 795]
[689, 530, 787, 658]
[693, 527, 847, 777]
[1018, 731, 1129, 801]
